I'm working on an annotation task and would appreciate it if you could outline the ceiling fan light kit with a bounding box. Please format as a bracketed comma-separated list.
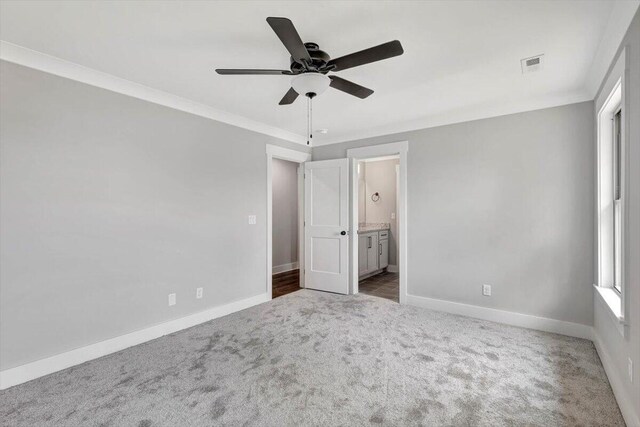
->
[216, 16, 404, 144]
[291, 73, 330, 97]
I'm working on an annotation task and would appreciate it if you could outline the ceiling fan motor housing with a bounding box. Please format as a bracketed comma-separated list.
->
[289, 42, 331, 73]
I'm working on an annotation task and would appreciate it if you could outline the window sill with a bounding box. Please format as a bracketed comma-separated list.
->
[594, 284, 627, 337]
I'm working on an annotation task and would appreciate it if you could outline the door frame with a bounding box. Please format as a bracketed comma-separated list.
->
[347, 141, 408, 303]
[266, 144, 311, 300]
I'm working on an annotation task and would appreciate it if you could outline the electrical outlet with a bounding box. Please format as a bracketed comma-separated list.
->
[391, 212, 396, 220]
[248, 215, 257, 225]
[482, 284, 492, 296]
[168, 293, 176, 306]
[196, 287, 203, 299]
[629, 358, 633, 382]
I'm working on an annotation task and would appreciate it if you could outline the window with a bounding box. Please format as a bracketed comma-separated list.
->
[595, 50, 627, 334]
[612, 109, 622, 293]
[596, 81, 622, 295]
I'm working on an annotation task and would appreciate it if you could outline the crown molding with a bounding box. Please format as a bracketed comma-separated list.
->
[312, 1, 640, 148]
[586, 1, 639, 98]
[5, 0, 634, 152]
[313, 89, 592, 146]
[0, 41, 306, 145]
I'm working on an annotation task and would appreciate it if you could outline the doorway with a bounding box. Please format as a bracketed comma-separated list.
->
[356, 156, 400, 302]
[266, 145, 311, 300]
[348, 141, 408, 304]
[271, 158, 301, 298]
[267, 142, 407, 303]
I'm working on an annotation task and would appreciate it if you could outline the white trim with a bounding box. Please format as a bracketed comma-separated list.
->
[314, 0, 639, 149]
[347, 141, 408, 304]
[0, 41, 305, 145]
[347, 141, 409, 160]
[406, 294, 593, 340]
[586, 1, 639, 98]
[594, 285, 625, 322]
[266, 145, 311, 299]
[266, 144, 311, 163]
[594, 285, 627, 338]
[387, 264, 399, 273]
[0, 292, 269, 390]
[395, 164, 400, 272]
[595, 48, 629, 336]
[313, 91, 590, 146]
[362, 155, 399, 163]
[297, 164, 305, 288]
[596, 49, 626, 114]
[592, 330, 640, 427]
[350, 158, 360, 295]
[7, 32, 633, 150]
[272, 262, 299, 275]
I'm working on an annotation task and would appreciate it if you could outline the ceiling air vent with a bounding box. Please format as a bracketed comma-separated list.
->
[521, 54, 544, 74]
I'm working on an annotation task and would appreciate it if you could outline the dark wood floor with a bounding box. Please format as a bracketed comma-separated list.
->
[273, 269, 398, 302]
[272, 269, 300, 299]
[359, 271, 399, 302]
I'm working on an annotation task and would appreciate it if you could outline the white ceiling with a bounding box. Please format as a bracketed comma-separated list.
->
[0, 1, 637, 145]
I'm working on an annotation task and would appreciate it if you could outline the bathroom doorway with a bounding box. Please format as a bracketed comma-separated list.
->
[347, 141, 408, 304]
[356, 155, 400, 302]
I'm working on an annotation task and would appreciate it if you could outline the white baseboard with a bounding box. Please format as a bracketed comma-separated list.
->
[405, 294, 593, 340]
[272, 262, 299, 275]
[592, 331, 640, 427]
[387, 264, 399, 273]
[0, 292, 269, 390]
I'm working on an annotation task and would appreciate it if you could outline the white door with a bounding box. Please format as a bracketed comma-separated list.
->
[304, 159, 349, 294]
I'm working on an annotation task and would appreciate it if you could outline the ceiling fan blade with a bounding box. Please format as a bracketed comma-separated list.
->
[329, 76, 374, 99]
[327, 40, 404, 72]
[266, 17, 311, 64]
[216, 69, 292, 75]
[279, 87, 299, 105]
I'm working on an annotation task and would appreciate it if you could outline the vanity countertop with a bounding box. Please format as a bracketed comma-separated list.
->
[358, 223, 390, 233]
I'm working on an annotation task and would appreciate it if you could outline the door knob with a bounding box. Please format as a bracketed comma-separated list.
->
[340, 230, 347, 235]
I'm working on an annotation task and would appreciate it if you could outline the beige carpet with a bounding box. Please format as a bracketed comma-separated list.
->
[0, 290, 624, 426]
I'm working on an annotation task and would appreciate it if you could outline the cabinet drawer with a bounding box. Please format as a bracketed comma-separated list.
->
[379, 230, 389, 240]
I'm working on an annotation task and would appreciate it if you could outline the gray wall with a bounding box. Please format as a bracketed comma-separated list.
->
[360, 159, 399, 266]
[0, 60, 310, 370]
[271, 158, 298, 269]
[593, 9, 640, 422]
[314, 101, 595, 326]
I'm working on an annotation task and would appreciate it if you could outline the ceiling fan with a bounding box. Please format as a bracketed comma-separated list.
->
[216, 17, 404, 143]
[216, 17, 404, 104]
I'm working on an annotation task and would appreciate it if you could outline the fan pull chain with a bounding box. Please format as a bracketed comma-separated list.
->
[306, 95, 313, 146]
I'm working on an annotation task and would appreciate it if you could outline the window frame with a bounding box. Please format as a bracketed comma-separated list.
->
[594, 49, 628, 337]
[612, 107, 622, 294]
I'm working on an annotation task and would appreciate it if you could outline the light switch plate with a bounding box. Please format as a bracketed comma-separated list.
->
[168, 293, 176, 306]
[391, 212, 396, 220]
[196, 287, 203, 299]
[629, 358, 633, 382]
[248, 215, 257, 225]
[482, 284, 492, 296]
